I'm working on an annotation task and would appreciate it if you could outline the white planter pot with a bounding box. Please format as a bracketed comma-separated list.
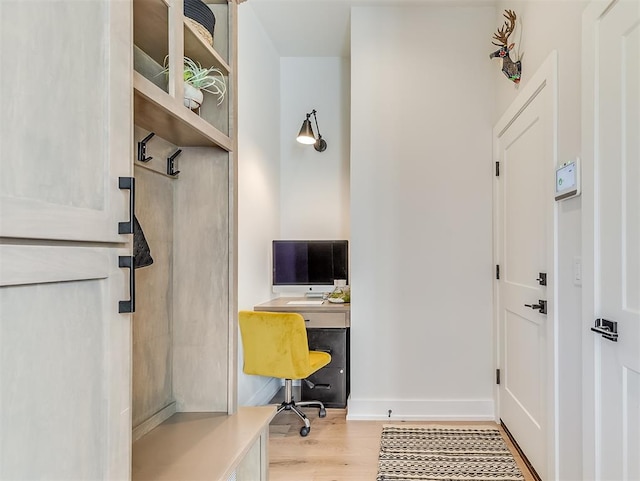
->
[184, 82, 204, 110]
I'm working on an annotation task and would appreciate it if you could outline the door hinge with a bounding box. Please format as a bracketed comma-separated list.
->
[495, 161, 500, 177]
[496, 265, 500, 280]
[496, 368, 501, 385]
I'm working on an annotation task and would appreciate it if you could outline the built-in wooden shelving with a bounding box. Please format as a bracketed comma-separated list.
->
[133, 0, 231, 149]
[132, 0, 261, 477]
[184, 20, 231, 73]
[134, 72, 232, 149]
[133, 0, 170, 66]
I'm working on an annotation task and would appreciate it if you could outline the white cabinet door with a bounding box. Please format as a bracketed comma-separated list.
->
[0, 1, 133, 479]
[0, 0, 132, 242]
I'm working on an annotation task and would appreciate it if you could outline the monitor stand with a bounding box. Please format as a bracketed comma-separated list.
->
[305, 292, 325, 298]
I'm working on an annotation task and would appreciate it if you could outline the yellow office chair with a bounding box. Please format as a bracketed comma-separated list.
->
[238, 310, 332, 436]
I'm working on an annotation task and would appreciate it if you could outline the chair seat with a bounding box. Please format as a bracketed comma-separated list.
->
[308, 350, 331, 376]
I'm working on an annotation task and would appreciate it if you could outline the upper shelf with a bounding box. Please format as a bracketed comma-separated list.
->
[134, 0, 230, 73]
[134, 72, 232, 150]
[133, 0, 232, 149]
[184, 20, 230, 73]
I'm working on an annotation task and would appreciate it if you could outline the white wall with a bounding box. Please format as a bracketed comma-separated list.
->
[493, 2, 587, 479]
[349, 6, 496, 419]
[237, 8, 351, 404]
[237, 4, 282, 406]
[239, 12, 587, 473]
[280, 57, 351, 240]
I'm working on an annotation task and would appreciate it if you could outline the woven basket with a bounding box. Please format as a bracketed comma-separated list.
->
[185, 18, 213, 46]
[184, 0, 215, 47]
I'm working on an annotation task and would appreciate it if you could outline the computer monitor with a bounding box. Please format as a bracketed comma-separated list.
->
[272, 240, 348, 296]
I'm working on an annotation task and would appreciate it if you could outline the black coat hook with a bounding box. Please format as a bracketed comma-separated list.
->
[167, 149, 182, 177]
[137, 132, 155, 163]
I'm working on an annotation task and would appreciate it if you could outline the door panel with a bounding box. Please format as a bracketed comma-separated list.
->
[495, 54, 556, 480]
[623, 368, 640, 481]
[504, 310, 542, 426]
[0, 0, 131, 242]
[584, 1, 640, 479]
[0, 246, 131, 480]
[0, 0, 133, 479]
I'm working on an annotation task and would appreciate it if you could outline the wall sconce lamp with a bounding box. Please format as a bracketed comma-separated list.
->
[296, 109, 327, 152]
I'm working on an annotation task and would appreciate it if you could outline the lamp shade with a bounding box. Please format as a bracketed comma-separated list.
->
[296, 119, 316, 145]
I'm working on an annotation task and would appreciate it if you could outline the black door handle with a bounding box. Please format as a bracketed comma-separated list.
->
[591, 318, 618, 342]
[119, 255, 135, 313]
[118, 177, 135, 234]
[524, 299, 547, 314]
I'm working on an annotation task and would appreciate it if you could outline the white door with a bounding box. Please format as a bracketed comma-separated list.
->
[583, 1, 640, 479]
[0, 1, 132, 479]
[494, 53, 557, 480]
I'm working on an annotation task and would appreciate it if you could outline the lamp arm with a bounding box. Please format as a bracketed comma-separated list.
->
[310, 110, 322, 138]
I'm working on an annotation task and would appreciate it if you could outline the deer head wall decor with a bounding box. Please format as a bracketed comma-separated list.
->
[490, 9, 522, 84]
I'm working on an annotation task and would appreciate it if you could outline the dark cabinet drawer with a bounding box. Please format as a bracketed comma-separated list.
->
[304, 327, 350, 408]
[302, 367, 347, 408]
[307, 328, 347, 369]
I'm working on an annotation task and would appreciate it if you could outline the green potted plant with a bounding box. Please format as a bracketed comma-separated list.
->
[162, 56, 227, 110]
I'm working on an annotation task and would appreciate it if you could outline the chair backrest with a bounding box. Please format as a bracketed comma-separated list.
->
[238, 310, 313, 380]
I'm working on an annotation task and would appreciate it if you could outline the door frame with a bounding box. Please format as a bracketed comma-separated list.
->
[492, 50, 559, 479]
[580, 4, 599, 478]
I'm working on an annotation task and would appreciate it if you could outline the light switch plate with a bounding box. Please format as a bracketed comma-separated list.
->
[573, 256, 582, 286]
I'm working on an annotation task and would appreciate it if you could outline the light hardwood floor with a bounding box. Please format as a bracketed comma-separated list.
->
[269, 408, 536, 481]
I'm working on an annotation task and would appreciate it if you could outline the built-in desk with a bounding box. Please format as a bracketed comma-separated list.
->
[254, 298, 350, 408]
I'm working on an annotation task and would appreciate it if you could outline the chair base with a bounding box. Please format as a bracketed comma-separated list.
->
[277, 379, 326, 436]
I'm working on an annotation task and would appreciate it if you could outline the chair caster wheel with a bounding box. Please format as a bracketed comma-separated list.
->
[319, 408, 327, 418]
[300, 426, 310, 436]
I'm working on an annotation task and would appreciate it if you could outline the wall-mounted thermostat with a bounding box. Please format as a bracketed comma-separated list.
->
[555, 158, 581, 201]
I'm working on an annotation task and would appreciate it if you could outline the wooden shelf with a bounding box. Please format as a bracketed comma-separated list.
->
[132, 406, 276, 481]
[184, 19, 231, 74]
[134, 72, 232, 149]
[134, 0, 230, 73]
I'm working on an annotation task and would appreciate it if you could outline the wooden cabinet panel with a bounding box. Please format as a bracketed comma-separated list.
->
[0, 1, 132, 242]
[0, 246, 131, 480]
[0, 1, 133, 478]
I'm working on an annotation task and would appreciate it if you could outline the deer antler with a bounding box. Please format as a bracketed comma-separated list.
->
[492, 9, 517, 46]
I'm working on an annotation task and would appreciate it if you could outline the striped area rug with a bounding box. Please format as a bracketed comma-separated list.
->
[377, 425, 525, 481]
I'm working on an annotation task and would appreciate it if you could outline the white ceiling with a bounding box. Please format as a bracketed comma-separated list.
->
[246, 0, 496, 57]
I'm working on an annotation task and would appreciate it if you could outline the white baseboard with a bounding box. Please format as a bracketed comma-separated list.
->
[245, 378, 281, 406]
[346, 398, 495, 421]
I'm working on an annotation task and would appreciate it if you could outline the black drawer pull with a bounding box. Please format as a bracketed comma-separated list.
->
[313, 384, 331, 390]
[118, 177, 135, 235]
[118, 255, 135, 313]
